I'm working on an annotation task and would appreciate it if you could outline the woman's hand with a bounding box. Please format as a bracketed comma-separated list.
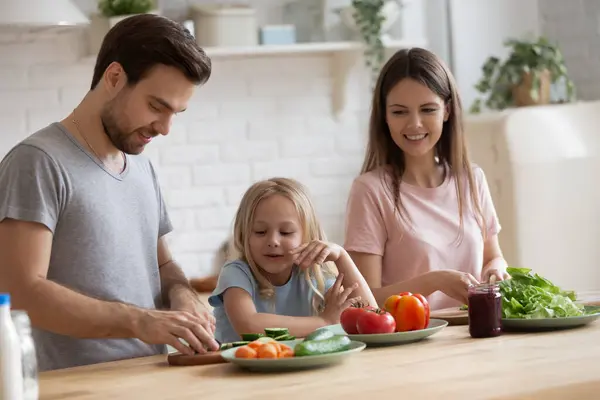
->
[481, 267, 511, 283]
[290, 240, 343, 269]
[433, 270, 480, 304]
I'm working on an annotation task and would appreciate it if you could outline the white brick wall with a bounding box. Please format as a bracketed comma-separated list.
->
[0, 30, 369, 278]
[539, 0, 600, 101]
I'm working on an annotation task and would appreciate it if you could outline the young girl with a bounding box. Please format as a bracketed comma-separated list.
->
[344, 47, 510, 311]
[208, 177, 377, 344]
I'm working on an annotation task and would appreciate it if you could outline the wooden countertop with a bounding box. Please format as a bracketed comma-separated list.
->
[39, 322, 600, 400]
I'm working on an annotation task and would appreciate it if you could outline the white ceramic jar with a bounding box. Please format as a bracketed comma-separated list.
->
[191, 5, 258, 47]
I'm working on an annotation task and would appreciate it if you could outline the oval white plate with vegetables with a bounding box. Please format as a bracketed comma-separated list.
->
[323, 319, 448, 345]
[499, 267, 600, 330]
[220, 327, 366, 372]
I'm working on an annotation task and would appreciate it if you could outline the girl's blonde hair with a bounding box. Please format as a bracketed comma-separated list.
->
[231, 177, 337, 313]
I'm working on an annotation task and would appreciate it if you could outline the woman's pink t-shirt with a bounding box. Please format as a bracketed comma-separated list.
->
[343, 165, 501, 310]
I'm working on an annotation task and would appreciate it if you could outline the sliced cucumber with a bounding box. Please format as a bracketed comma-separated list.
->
[220, 343, 233, 350]
[304, 327, 334, 342]
[264, 327, 289, 338]
[240, 333, 264, 341]
[294, 335, 351, 357]
[273, 334, 296, 341]
[220, 341, 250, 350]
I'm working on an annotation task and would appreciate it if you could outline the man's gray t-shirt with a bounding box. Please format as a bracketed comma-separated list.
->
[0, 122, 173, 371]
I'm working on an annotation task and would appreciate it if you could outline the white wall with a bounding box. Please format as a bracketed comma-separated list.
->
[447, 0, 541, 110]
[423, 0, 452, 66]
[539, 0, 600, 101]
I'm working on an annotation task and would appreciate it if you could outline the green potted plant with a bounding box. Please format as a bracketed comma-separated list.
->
[340, 0, 403, 89]
[350, 0, 385, 88]
[98, 0, 158, 27]
[470, 36, 576, 113]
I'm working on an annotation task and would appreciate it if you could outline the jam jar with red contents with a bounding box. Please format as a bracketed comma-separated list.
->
[467, 282, 502, 338]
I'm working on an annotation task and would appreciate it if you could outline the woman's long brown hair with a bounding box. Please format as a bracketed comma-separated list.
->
[361, 48, 487, 242]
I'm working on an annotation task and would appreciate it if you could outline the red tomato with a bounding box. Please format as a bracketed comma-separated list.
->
[384, 292, 430, 332]
[340, 306, 366, 334]
[356, 308, 396, 334]
[340, 302, 377, 334]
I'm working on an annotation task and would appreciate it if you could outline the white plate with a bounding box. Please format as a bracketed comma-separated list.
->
[220, 339, 366, 372]
[323, 318, 448, 346]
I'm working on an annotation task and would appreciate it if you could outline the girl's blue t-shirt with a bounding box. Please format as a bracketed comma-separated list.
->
[208, 260, 335, 344]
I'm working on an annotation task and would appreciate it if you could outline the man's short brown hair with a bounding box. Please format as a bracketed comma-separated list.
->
[91, 14, 211, 90]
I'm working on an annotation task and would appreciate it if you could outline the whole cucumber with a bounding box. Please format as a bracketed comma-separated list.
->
[304, 327, 335, 342]
[294, 335, 352, 357]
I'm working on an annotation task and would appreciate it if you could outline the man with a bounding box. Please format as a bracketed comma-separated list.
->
[0, 14, 219, 371]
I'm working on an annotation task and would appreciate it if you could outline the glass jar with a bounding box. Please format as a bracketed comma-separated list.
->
[11, 310, 39, 400]
[467, 283, 502, 338]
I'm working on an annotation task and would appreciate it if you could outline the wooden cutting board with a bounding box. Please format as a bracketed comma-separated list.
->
[167, 351, 226, 366]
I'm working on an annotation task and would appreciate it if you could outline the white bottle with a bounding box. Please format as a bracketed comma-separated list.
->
[0, 293, 24, 400]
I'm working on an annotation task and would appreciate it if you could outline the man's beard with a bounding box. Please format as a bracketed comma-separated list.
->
[99, 97, 157, 155]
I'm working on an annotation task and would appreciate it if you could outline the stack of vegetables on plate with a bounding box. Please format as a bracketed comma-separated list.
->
[340, 292, 431, 334]
[499, 266, 592, 319]
[231, 327, 352, 359]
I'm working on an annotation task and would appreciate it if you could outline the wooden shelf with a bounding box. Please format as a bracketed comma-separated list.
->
[204, 38, 427, 58]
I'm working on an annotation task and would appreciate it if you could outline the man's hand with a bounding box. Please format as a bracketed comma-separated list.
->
[156, 237, 218, 353]
[131, 307, 218, 356]
[170, 285, 216, 335]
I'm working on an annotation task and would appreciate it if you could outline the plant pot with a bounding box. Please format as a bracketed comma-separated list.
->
[512, 69, 551, 107]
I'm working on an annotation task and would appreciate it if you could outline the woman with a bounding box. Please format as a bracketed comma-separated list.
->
[344, 48, 509, 310]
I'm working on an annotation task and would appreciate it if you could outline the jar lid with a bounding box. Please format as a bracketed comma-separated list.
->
[469, 282, 500, 295]
[473, 282, 500, 288]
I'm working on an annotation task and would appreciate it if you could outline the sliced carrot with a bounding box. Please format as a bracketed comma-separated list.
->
[235, 345, 257, 358]
[277, 343, 292, 356]
[257, 343, 278, 359]
[279, 348, 294, 358]
[274, 342, 288, 353]
[247, 340, 263, 350]
[278, 343, 292, 351]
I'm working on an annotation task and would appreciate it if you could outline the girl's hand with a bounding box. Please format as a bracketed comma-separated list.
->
[290, 240, 344, 270]
[320, 273, 360, 325]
